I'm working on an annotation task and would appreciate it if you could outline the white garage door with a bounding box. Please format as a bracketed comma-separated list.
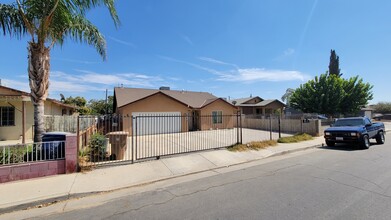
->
[132, 112, 182, 135]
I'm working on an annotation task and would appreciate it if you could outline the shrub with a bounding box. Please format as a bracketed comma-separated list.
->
[88, 133, 107, 162]
[227, 140, 277, 152]
[0, 145, 34, 164]
[278, 133, 313, 143]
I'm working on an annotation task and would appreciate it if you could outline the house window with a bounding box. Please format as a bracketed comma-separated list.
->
[212, 111, 222, 124]
[62, 109, 67, 116]
[0, 106, 15, 126]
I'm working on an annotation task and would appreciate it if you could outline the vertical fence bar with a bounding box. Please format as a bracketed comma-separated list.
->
[239, 113, 243, 144]
[269, 115, 272, 140]
[278, 116, 281, 138]
[236, 113, 239, 144]
[135, 117, 138, 160]
[131, 116, 134, 163]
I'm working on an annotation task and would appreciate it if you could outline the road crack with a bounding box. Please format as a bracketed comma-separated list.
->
[106, 163, 301, 218]
[301, 163, 384, 190]
[309, 175, 391, 200]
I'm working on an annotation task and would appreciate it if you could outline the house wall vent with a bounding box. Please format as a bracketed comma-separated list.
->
[159, 86, 170, 90]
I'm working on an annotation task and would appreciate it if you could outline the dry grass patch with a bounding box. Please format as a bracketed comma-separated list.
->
[227, 140, 278, 152]
[277, 133, 313, 143]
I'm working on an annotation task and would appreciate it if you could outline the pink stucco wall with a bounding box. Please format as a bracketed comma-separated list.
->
[0, 134, 78, 184]
[0, 160, 65, 183]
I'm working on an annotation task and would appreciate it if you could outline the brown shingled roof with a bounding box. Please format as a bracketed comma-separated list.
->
[114, 87, 227, 109]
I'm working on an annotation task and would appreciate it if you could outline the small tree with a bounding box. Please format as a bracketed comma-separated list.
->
[290, 73, 373, 117]
[63, 96, 91, 115]
[329, 49, 342, 77]
[88, 96, 113, 115]
[88, 133, 107, 161]
[290, 74, 345, 116]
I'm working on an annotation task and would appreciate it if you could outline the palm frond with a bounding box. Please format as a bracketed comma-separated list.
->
[64, 15, 106, 59]
[68, 0, 120, 27]
[0, 3, 27, 38]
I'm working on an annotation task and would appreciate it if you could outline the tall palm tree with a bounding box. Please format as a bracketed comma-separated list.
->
[0, 0, 119, 142]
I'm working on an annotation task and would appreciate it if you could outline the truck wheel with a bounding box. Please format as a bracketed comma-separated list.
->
[361, 135, 370, 149]
[376, 131, 385, 144]
[326, 140, 335, 147]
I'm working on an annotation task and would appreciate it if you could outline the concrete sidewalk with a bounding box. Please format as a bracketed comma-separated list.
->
[0, 136, 326, 214]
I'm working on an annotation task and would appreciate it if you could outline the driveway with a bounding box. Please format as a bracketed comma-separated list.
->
[106, 128, 291, 161]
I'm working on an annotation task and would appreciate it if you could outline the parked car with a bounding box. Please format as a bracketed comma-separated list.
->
[372, 113, 384, 121]
[324, 117, 385, 149]
[317, 115, 328, 120]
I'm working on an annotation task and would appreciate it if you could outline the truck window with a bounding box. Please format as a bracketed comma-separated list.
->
[334, 119, 365, 127]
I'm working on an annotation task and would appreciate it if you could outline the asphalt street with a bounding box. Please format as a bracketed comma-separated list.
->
[6, 133, 391, 220]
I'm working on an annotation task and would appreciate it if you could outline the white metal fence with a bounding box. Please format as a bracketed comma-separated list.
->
[0, 141, 65, 166]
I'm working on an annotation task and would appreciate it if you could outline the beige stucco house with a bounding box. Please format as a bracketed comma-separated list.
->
[0, 85, 77, 142]
[231, 96, 286, 116]
[113, 87, 238, 134]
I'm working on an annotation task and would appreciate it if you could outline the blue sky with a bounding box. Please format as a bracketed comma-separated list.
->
[1, 0, 390, 104]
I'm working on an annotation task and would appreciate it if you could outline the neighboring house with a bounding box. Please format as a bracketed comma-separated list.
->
[231, 96, 286, 116]
[0, 85, 77, 142]
[113, 87, 238, 134]
[360, 106, 374, 118]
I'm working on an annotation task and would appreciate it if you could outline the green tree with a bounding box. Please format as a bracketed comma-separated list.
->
[88, 96, 113, 115]
[64, 96, 87, 107]
[0, 1, 119, 142]
[340, 76, 373, 115]
[63, 96, 91, 115]
[374, 102, 391, 114]
[291, 74, 373, 117]
[328, 49, 342, 77]
[290, 74, 345, 116]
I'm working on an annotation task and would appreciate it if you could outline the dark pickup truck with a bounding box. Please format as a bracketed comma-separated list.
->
[324, 117, 386, 149]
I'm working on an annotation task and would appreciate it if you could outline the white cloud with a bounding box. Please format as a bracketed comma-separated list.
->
[158, 55, 224, 76]
[283, 48, 295, 56]
[198, 56, 239, 69]
[1, 69, 169, 100]
[73, 70, 163, 87]
[160, 55, 308, 83]
[50, 80, 102, 93]
[180, 34, 194, 46]
[218, 68, 309, 82]
[273, 48, 295, 61]
[51, 57, 98, 64]
[108, 36, 136, 48]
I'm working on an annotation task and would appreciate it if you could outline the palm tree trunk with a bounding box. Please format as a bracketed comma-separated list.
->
[28, 42, 50, 142]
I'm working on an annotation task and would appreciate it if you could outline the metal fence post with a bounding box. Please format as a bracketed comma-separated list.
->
[239, 113, 243, 144]
[236, 113, 240, 144]
[76, 115, 80, 170]
[278, 116, 281, 138]
[135, 116, 138, 160]
[269, 114, 272, 140]
[131, 116, 134, 164]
